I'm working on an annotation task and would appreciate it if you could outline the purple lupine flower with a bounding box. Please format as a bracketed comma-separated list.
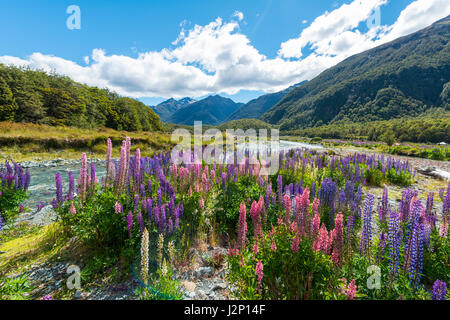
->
[147, 198, 153, 221]
[90, 162, 97, 187]
[157, 188, 162, 207]
[19, 204, 24, 213]
[388, 209, 400, 280]
[160, 205, 166, 233]
[37, 201, 46, 212]
[126, 211, 133, 236]
[134, 194, 139, 211]
[55, 173, 63, 207]
[0, 214, 4, 231]
[425, 192, 436, 227]
[379, 187, 388, 223]
[360, 194, 374, 257]
[137, 212, 144, 233]
[408, 220, 425, 287]
[277, 175, 283, 204]
[168, 218, 173, 234]
[68, 171, 74, 200]
[153, 206, 160, 228]
[432, 280, 447, 300]
[346, 215, 354, 248]
[265, 183, 272, 211]
[148, 179, 152, 197]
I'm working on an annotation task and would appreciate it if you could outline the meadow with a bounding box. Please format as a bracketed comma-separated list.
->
[1, 136, 448, 300]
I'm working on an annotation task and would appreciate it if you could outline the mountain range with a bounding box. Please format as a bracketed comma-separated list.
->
[151, 97, 196, 122]
[167, 95, 243, 126]
[261, 15, 450, 130]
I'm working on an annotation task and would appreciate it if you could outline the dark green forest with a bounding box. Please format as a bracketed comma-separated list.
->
[284, 110, 450, 143]
[0, 64, 162, 132]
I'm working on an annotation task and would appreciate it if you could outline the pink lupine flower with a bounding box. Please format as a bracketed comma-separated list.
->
[79, 153, 88, 200]
[345, 279, 357, 300]
[313, 224, 330, 254]
[292, 235, 300, 253]
[271, 238, 277, 251]
[290, 221, 297, 233]
[256, 260, 264, 288]
[284, 194, 291, 224]
[311, 210, 321, 240]
[199, 197, 205, 209]
[188, 186, 193, 196]
[331, 213, 344, 265]
[237, 201, 247, 251]
[312, 198, 319, 215]
[439, 220, 448, 238]
[250, 200, 262, 239]
[70, 202, 77, 215]
[114, 201, 123, 214]
[172, 163, 178, 181]
[253, 240, 259, 254]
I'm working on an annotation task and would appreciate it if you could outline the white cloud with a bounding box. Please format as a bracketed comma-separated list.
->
[232, 10, 244, 21]
[0, 0, 449, 99]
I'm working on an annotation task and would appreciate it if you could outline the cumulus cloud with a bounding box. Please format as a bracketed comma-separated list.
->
[232, 10, 244, 21]
[0, 0, 449, 99]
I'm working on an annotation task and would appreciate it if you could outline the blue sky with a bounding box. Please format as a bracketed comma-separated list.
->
[1, 0, 449, 105]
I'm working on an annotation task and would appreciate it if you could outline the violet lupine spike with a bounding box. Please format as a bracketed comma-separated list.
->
[68, 171, 74, 201]
[360, 194, 374, 257]
[137, 212, 144, 234]
[388, 209, 400, 280]
[55, 173, 63, 207]
[432, 280, 447, 300]
[127, 211, 133, 237]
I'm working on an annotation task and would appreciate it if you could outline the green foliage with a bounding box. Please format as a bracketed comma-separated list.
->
[216, 175, 265, 236]
[284, 113, 450, 145]
[0, 64, 162, 131]
[423, 231, 450, 285]
[0, 187, 27, 225]
[227, 224, 338, 300]
[0, 275, 34, 300]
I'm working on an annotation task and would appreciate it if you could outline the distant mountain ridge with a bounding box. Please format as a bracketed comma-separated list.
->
[227, 81, 307, 121]
[261, 15, 450, 130]
[151, 97, 196, 122]
[168, 95, 243, 126]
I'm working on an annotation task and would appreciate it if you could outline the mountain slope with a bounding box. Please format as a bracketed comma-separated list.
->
[261, 15, 450, 130]
[169, 95, 242, 125]
[226, 81, 307, 121]
[151, 97, 196, 122]
[0, 64, 162, 131]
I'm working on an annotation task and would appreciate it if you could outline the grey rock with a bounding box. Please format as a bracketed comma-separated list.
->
[195, 267, 214, 278]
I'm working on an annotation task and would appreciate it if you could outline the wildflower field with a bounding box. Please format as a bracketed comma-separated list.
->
[0, 137, 449, 301]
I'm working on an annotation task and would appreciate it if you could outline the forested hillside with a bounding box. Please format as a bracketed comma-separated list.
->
[0, 64, 162, 131]
[261, 16, 450, 131]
